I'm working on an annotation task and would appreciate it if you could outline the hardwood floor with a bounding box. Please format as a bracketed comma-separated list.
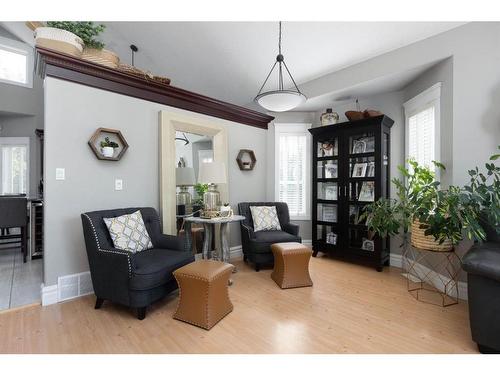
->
[0, 255, 477, 353]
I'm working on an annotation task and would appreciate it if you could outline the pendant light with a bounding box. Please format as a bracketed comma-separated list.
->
[254, 22, 306, 112]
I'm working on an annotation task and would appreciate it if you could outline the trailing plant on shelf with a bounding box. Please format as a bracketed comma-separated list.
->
[100, 137, 119, 149]
[46, 21, 106, 49]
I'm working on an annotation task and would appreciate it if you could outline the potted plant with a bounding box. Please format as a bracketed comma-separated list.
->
[100, 137, 119, 158]
[193, 183, 209, 217]
[359, 148, 500, 253]
[43, 22, 119, 68]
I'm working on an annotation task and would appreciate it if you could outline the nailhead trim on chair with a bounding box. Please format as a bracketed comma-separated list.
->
[83, 213, 132, 277]
[173, 267, 234, 329]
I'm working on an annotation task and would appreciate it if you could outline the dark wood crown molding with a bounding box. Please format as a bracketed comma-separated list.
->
[35, 47, 274, 129]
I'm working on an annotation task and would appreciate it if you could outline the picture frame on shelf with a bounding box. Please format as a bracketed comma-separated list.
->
[366, 161, 375, 177]
[349, 205, 360, 224]
[358, 181, 375, 202]
[319, 139, 337, 157]
[322, 205, 337, 222]
[361, 238, 375, 252]
[326, 232, 337, 245]
[324, 161, 338, 179]
[352, 162, 367, 178]
[324, 184, 338, 200]
[361, 136, 375, 153]
[352, 139, 366, 154]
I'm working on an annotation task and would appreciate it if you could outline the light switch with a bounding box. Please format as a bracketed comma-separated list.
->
[55, 168, 65, 180]
[115, 179, 123, 191]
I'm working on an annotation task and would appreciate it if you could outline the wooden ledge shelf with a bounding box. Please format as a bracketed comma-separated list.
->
[35, 47, 274, 129]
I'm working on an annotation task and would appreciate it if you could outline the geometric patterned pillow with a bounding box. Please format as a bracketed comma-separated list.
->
[103, 210, 153, 253]
[250, 206, 282, 232]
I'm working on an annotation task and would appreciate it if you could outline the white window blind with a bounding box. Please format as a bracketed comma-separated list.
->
[275, 123, 311, 220]
[0, 36, 33, 88]
[407, 105, 435, 169]
[404, 82, 441, 173]
[0, 138, 29, 195]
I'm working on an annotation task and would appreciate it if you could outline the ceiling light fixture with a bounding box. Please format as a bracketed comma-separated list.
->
[254, 22, 306, 112]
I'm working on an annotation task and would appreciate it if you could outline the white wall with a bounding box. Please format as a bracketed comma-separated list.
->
[44, 78, 268, 285]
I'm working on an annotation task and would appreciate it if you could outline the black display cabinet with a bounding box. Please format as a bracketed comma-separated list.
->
[308, 115, 393, 271]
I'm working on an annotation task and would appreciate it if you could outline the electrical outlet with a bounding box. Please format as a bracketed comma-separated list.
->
[55, 168, 65, 180]
[115, 179, 123, 191]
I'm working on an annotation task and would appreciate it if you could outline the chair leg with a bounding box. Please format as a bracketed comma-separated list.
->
[243, 254, 248, 263]
[255, 263, 260, 272]
[137, 307, 147, 320]
[21, 226, 27, 263]
[94, 297, 104, 309]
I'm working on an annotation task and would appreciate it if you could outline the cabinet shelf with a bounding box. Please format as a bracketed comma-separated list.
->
[309, 115, 393, 271]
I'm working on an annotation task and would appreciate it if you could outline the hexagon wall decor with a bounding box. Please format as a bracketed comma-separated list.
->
[88, 127, 129, 161]
[236, 149, 256, 171]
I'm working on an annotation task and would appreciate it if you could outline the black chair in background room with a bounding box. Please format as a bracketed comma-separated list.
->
[0, 196, 28, 262]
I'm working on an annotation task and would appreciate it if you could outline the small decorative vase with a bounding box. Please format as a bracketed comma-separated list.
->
[101, 146, 114, 158]
[320, 108, 339, 126]
[220, 205, 233, 218]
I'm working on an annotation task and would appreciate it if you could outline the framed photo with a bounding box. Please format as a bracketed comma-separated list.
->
[322, 205, 337, 222]
[320, 139, 337, 157]
[352, 162, 367, 178]
[361, 239, 375, 252]
[352, 139, 366, 154]
[366, 161, 375, 177]
[358, 181, 375, 202]
[326, 232, 337, 245]
[324, 162, 338, 178]
[360, 136, 375, 153]
[324, 184, 337, 200]
[349, 205, 360, 224]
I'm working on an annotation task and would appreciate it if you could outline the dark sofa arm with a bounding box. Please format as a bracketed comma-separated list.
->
[462, 242, 500, 282]
[282, 223, 300, 236]
[241, 224, 256, 240]
[155, 234, 186, 251]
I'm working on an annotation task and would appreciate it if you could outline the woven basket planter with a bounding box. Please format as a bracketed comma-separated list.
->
[411, 220, 453, 252]
[35, 27, 84, 57]
[81, 48, 120, 69]
[118, 64, 171, 85]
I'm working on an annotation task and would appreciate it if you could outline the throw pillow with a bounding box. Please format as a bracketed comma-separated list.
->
[250, 206, 282, 232]
[103, 210, 153, 253]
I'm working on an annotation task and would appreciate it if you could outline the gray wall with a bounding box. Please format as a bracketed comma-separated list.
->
[403, 57, 454, 187]
[44, 77, 268, 285]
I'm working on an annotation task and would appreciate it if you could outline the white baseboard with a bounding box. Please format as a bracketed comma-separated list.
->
[389, 253, 468, 300]
[41, 271, 94, 306]
[41, 284, 58, 306]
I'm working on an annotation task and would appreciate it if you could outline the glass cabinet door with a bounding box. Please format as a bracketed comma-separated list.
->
[347, 131, 376, 252]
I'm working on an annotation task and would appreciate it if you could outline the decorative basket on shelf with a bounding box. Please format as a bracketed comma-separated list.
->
[34, 27, 84, 57]
[411, 220, 453, 252]
[81, 48, 120, 69]
[118, 64, 171, 85]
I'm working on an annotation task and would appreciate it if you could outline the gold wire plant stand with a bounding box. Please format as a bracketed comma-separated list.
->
[402, 245, 462, 307]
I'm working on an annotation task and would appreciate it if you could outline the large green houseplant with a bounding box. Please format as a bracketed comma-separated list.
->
[359, 146, 500, 250]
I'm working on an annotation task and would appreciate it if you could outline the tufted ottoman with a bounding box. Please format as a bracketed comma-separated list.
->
[173, 260, 234, 330]
[271, 242, 313, 289]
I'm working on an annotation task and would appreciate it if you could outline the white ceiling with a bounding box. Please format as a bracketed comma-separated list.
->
[2, 21, 465, 111]
[100, 22, 464, 110]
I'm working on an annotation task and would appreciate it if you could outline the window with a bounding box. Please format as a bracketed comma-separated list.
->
[0, 36, 33, 88]
[275, 123, 311, 220]
[0, 137, 29, 195]
[403, 82, 441, 172]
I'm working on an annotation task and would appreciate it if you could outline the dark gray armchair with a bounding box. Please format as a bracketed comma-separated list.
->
[462, 217, 500, 353]
[238, 202, 301, 271]
[81, 207, 194, 320]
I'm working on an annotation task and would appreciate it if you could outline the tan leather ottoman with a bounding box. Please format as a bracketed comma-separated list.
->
[173, 260, 234, 330]
[271, 242, 313, 289]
